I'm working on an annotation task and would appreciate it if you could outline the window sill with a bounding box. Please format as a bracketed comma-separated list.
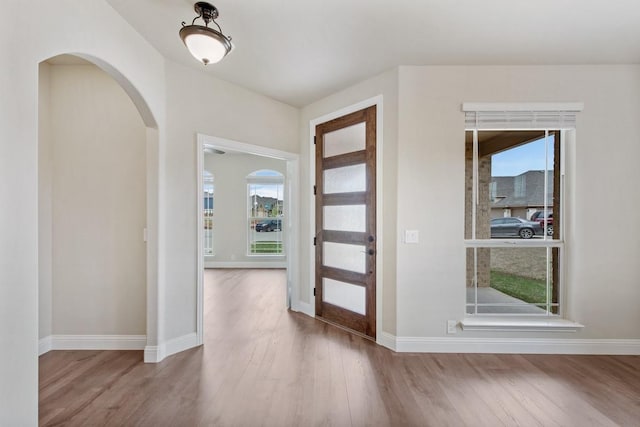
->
[460, 316, 583, 332]
[246, 254, 286, 258]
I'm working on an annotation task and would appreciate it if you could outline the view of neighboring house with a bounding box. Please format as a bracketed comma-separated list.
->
[250, 194, 283, 218]
[491, 170, 553, 219]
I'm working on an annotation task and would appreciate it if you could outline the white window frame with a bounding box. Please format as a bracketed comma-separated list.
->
[246, 171, 285, 256]
[463, 103, 583, 322]
[203, 171, 215, 256]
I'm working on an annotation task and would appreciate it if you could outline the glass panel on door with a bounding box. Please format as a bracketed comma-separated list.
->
[323, 122, 366, 158]
[323, 241, 366, 274]
[324, 205, 366, 232]
[322, 278, 366, 315]
[323, 164, 366, 194]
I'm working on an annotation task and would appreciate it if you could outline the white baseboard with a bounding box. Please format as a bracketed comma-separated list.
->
[378, 332, 397, 351]
[165, 332, 199, 357]
[39, 335, 146, 355]
[291, 300, 314, 317]
[144, 332, 200, 363]
[390, 336, 640, 355]
[39, 336, 52, 356]
[143, 345, 160, 363]
[205, 261, 286, 269]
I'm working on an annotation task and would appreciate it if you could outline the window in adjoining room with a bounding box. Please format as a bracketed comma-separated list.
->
[247, 169, 285, 255]
[203, 171, 215, 256]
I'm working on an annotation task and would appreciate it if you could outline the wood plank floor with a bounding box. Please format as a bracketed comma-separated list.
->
[40, 269, 640, 426]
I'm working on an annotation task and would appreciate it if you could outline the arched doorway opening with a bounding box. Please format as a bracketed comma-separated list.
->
[38, 54, 159, 355]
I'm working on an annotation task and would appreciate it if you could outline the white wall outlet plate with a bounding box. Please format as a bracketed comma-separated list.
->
[447, 320, 457, 334]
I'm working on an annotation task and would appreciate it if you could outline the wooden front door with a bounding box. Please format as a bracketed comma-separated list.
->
[315, 105, 376, 339]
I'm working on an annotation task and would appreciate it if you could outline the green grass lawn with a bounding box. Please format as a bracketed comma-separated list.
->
[490, 271, 548, 304]
[251, 241, 283, 254]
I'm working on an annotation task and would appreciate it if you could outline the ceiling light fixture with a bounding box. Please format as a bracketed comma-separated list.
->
[179, 2, 233, 65]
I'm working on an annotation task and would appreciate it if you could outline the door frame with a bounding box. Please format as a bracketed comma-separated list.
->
[196, 134, 300, 346]
[308, 95, 384, 343]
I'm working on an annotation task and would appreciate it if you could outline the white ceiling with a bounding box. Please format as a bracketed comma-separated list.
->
[107, 0, 640, 107]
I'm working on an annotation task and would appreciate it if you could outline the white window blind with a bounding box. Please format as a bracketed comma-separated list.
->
[463, 103, 583, 130]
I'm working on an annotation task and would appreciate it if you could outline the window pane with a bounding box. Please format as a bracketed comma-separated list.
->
[247, 175, 284, 255]
[203, 176, 214, 256]
[466, 130, 559, 240]
[466, 246, 558, 315]
[248, 183, 284, 218]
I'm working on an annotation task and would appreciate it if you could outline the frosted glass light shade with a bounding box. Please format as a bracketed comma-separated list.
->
[179, 25, 232, 65]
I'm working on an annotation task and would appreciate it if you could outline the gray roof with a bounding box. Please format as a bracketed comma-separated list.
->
[491, 170, 553, 208]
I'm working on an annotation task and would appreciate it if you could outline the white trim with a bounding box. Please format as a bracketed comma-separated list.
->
[145, 127, 162, 364]
[394, 337, 640, 355]
[308, 95, 385, 341]
[197, 134, 300, 345]
[378, 332, 397, 351]
[464, 239, 563, 248]
[164, 332, 199, 357]
[196, 134, 205, 346]
[200, 135, 300, 160]
[460, 316, 583, 332]
[39, 335, 147, 351]
[290, 300, 314, 318]
[144, 332, 199, 363]
[144, 345, 160, 363]
[462, 102, 584, 112]
[38, 336, 52, 356]
[204, 261, 287, 269]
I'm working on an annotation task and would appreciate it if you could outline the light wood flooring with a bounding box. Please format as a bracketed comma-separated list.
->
[40, 269, 640, 426]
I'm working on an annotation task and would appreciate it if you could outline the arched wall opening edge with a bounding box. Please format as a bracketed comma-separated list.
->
[37, 53, 162, 363]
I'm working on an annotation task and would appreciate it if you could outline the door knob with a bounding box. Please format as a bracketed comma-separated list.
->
[368, 249, 374, 255]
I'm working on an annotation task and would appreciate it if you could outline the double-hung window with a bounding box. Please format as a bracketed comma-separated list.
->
[464, 103, 581, 317]
[203, 171, 215, 256]
[247, 169, 285, 255]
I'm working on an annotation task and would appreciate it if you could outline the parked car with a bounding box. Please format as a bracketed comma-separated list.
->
[490, 217, 543, 239]
[531, 211, 554, 236]
[255, 219, 282, 232]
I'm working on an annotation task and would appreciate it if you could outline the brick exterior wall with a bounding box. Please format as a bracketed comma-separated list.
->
[465, 140, 491, 288]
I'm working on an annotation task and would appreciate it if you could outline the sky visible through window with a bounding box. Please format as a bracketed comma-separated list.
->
[491, 135, 554, 177]
[248, 170, 284, 199]
[250, 184, 283, 199]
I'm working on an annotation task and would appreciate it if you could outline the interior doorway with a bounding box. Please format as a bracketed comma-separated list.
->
[196, 134, 299, 345]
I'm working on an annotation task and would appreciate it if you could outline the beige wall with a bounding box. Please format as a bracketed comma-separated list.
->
[300, 68, 399, 335]
[40, 61, 147, 335]
[204, 152, 286, 264]
[1, 1, 166, 422]
[396, 65, 640, 339]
